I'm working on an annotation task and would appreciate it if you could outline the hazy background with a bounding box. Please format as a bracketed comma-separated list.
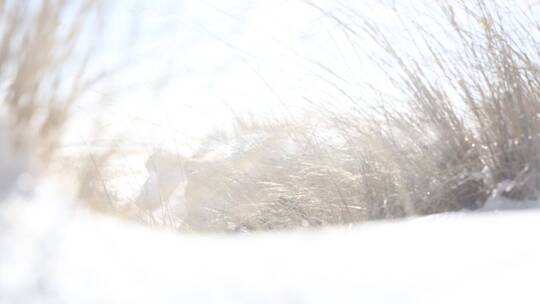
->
[64, 0, 405, 153]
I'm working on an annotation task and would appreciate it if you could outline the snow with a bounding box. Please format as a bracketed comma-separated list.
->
[2, 190, 540, 304]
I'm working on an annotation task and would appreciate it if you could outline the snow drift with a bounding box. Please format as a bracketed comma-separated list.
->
[1, 193, 540, 304]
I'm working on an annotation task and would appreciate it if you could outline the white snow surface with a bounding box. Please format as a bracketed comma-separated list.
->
[2, 191, 540, 304]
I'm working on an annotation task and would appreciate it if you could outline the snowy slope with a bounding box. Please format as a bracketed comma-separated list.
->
[2, 194, 540, 304]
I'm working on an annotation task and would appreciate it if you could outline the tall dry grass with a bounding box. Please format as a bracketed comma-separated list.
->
[71, 0, 540, 232]
[163, 0, 540, 231]
[1, 0, 104, 168]
[0, 0, 120, 212]
[311, 0, 540, 214]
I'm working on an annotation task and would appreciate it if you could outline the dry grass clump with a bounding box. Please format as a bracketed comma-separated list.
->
[0, 0, 103, 170]
[166, 0, 540, 231]
[162, 118, 407, 231]
[322, 0, 540, 213]
[49, 0, 540, 232]
[0, 1, 131, 220]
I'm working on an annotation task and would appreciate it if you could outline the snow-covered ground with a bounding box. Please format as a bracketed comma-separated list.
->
[2, 187, 540, 304]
